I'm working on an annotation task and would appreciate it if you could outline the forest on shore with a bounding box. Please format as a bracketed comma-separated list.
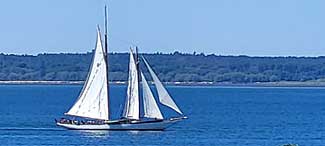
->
[1, 51, 325, 83]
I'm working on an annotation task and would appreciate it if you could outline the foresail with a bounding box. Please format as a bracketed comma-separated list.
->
[141, 72, 163, 119]
[142, 57, 183, 115]
[122, 49, 140, 120]
[65, 29, 109, 120]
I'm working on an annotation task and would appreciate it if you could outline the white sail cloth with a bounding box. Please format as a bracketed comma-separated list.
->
[66, 28, 109, 120]
[122, 49, 140, 120]
[142, 57, 183, 115]
[141, 72, 163, 119]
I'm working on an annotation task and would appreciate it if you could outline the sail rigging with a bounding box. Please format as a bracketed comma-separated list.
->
[65, 28, 109, 120]
[122, 49, 140, 120]
[141, 72, 164, 119]
[56, 5, 187, 130]
[142, 57, 183, 115]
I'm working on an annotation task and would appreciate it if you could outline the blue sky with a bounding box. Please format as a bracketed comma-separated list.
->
[0, 0, 324, 56]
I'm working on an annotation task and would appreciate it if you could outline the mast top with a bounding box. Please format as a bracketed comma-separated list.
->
[104, 5, 108, 36]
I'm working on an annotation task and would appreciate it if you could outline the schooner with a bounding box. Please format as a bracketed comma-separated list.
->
[56, 8, 187, 130]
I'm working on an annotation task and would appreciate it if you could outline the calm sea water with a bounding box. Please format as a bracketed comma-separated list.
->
[0, 85, 325, 146]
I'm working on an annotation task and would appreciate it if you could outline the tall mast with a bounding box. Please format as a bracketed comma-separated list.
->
[104, 5, 110, 120]
[135, 46, 141, 101]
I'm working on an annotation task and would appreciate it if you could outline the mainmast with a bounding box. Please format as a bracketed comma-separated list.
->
[104, 5, 110, 120]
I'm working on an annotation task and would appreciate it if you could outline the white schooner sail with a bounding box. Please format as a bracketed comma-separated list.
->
[56, 6, 186, 130]
[141, 72, 164, 119]
[122, 50, 140, 120]
[65, 28, 109, 120]
[142, 57, 183, 115]
[57, 43, 186, 130]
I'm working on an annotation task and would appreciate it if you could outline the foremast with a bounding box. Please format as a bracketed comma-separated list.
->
[135, 47, 141, 110]
[122, 48, 140, 120]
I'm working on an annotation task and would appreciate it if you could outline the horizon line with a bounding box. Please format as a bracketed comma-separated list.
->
[1, 51, 325, 58]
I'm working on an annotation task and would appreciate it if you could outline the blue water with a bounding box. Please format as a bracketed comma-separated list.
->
[0, 85, 325, 145]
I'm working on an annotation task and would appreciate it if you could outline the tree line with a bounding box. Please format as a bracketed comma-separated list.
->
[0, 52, 325, 83]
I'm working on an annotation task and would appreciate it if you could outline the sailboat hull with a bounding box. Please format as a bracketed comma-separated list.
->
[56, 117, 185, 130]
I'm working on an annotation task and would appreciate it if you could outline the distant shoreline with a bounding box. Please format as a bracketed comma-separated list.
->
[1, 80, 325, 87]
[2, 52, 325, 85]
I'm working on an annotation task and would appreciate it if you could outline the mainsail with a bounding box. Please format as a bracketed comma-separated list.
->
[141, 72, 163, 119]
[122, 49, 140, 120]
[65, 28, 109, 120]
[142, 57, 183, 115]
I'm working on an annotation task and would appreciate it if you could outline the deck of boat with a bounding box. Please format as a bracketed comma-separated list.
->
[56, 117, 186, 130]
